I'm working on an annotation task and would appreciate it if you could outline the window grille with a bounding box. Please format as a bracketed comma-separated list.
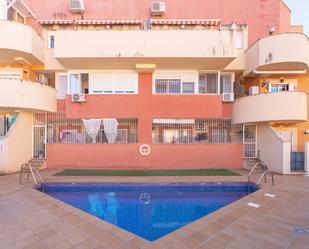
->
[153, 71, 197, 94]
[34, 113, 138, 144]
[152, 118, 243, 144]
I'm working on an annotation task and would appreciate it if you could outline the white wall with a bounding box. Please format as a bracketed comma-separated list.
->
[0, 112, 33, 174]
[257, 124, 291, 174]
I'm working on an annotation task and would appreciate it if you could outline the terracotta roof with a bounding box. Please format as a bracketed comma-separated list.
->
[150, 19, 221, 25]
[39, 19, 142, 25]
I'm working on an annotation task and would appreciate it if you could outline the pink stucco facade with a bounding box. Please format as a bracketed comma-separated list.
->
[46, 143, 243, 169]
[24, 0, 291, 45]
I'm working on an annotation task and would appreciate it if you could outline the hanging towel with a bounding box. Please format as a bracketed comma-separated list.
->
[82, 119, 102, 143]
[102, 118, 118, 143]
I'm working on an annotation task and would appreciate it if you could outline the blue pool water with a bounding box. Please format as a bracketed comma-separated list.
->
[39, 182, 257, 241]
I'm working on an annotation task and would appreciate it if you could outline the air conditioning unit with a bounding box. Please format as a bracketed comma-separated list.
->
[249, 86, 259, 96]
[69, 0, 85, 13]
[38, 74, 48, 84]
[151, 2, 166, 16]
[72, 93, 86, 102]
[222, 93, 234, 102]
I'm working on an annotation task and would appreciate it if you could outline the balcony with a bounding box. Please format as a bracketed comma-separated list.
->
[0, 78, 57, 113]
[245, 33, 309, 75]
[0, 21, 44, 64]
[232, 91, 307, 124]
[53, 29, 239, 69]
[65, 94, 224, 119]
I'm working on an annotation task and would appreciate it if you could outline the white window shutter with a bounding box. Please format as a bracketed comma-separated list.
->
[57, 75, 68, 99]
[114, 72, 138, 94]
[89, 72, 113, 94]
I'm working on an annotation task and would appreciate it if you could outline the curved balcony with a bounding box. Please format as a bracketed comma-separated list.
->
[245, 33, 309, 75]
[0, 21, 44, 64]
[0, 78, 57, 113]
[232, 91, 307, 124]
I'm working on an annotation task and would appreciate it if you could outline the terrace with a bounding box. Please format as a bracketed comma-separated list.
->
[0, 170, 308, 248]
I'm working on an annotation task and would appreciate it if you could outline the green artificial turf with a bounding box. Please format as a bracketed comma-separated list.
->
[54, 168, 241, 176]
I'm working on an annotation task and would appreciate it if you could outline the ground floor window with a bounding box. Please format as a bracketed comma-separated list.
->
[152, 118, 243, 144]
[33, 113, 138, 144]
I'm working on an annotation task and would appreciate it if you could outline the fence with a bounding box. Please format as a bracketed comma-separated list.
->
[152, 118, 243, 144]
[34, 113, 138, 144]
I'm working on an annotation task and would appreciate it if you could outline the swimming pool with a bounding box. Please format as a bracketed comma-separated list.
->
[39, 182, 257, 241]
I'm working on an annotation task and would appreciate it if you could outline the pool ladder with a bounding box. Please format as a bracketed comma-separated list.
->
[19, 162, 44, 188]
[248, 162, 274, 186]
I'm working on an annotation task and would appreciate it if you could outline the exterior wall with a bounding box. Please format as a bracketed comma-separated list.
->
[65, 73, 231, 144]
[45, 72, 244, 169]
[257, 124, 291, 174]
[0, 112, 33, 174]
[46, 143, 243, 169]
[244, 74, 309, 152]
[24, 0, 291, 45]
[0, 21, 45, 64]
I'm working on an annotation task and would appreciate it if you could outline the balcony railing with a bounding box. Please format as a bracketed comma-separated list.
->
[233, 91, 307, 124]
[0, 78, 57, 113]
[245, 33, 309, 75]
[0, 21, 45, 64]
[52, 29, 241, 69]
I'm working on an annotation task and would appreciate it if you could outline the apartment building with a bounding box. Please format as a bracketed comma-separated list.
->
[0, 0, 308, 174]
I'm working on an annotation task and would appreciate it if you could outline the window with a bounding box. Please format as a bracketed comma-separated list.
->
[0, 0, 7, 20]
[235, 30, 244, 49]
[269, 83, 289, 93]
[89, 72, 138, 94]
[6, 8, 25, 23]
[57, 74, 68, 99]
[199, 73, 218, 93]
[116, 129, 128, 143]
[153, 71, 197, 94]
[155, 79, 181, 93]
[183, 82, 195, 93]
[220, 73, 233, 93]
[48, 35, 55, 49]
[81, 73, 89, 94]
[69, 74, 80, 94]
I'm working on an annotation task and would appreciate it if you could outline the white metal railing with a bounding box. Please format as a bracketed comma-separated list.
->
[152, 118, 243, 144]
[19, 163, 44, 187]
[243, 124, 257, 158]
[33, 113, 138, 144]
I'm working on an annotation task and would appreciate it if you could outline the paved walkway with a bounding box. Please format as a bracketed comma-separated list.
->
[0, 170, 308, 249]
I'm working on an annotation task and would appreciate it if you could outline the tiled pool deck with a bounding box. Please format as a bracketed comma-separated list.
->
[0, 170, 308, 249]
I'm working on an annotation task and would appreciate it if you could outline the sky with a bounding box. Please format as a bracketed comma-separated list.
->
[283, 0, 309, 35]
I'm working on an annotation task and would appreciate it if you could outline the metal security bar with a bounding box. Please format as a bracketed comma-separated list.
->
[152, 118, 243, 144]
[243, 124, 257, 158]
[34, 113, 138, 144]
